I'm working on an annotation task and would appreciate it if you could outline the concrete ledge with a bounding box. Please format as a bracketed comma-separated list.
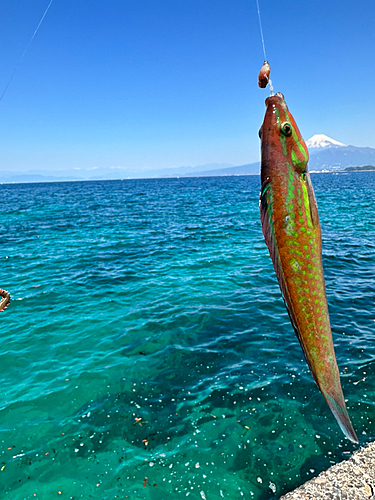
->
[280, 442, 375, 500]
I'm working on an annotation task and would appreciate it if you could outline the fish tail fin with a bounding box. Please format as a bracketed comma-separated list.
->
[321, 387, 358, 443]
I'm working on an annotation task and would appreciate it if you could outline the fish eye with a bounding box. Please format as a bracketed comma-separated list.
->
[258, 126, 262, 139]
[281, 122, 292, 136]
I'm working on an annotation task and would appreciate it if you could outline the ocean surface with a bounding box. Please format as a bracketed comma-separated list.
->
[1, 172, 375, 500]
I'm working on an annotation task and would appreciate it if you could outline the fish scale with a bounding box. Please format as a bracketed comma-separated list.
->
[259, 92, 358, 443]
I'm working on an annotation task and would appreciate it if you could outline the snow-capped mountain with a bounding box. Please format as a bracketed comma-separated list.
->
[306, 134, 346, 149]
[305, 135, 375, 172]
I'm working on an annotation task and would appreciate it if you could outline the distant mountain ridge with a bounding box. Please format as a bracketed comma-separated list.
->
[179, 135, 375, 175]
[181, 162, 260, 177]
[1, 135, 375, 183]
[189, 135, 375, 176]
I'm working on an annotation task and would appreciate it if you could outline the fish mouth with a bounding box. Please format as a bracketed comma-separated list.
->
[265, 92, 285, 107]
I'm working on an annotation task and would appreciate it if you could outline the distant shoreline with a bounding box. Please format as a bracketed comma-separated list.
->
[0, 174, 258, 185]
[341, 165, 375, 172]
[1, 169, 375, 186]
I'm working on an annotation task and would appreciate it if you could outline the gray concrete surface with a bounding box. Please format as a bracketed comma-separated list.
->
[280, 441, 375, 500]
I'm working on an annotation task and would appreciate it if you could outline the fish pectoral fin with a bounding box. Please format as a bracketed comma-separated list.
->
[259, 180, 278, 267]
[305, 173, 320, 227]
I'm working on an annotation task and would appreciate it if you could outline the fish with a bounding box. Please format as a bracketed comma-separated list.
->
[258, 92, 358, 443]
[258, 61, 271, 89]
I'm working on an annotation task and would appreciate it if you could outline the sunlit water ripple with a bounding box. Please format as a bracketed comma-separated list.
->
[1, 173, 375, 499]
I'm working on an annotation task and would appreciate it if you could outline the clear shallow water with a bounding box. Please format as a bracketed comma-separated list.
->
[1, 173, 375, 500]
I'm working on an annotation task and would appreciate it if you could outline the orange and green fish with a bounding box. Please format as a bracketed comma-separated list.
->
[259, 92, 357, 443]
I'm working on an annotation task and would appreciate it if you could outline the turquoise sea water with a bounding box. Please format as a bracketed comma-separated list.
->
[1, 173, 375, 500]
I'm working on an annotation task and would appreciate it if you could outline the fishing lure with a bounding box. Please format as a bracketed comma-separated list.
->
[259, 92, 358, 443]
[258, 61, 271, 88]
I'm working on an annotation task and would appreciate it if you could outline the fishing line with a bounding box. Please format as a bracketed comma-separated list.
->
[255, 0, 267, 62]
[255, 0, 273, 95]
[0, 0, 54, 104]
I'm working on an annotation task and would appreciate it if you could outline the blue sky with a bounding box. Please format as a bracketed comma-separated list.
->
[0, 0, 374, 173]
